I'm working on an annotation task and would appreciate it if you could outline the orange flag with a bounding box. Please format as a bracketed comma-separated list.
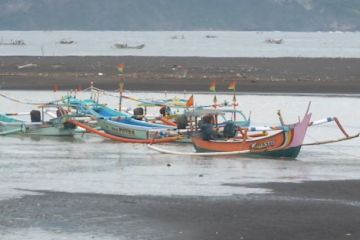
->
[228, 81, 236, 91]
[186, 94, 194, 107]
[209, 80, 216, 92]
[117, 64, 125, 73]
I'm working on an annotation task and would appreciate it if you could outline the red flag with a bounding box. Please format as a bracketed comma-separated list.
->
[186, 95, 194, 107]
[53, 84, 59, 92]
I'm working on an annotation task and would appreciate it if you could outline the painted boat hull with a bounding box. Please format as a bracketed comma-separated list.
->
[98, 118, 176, 140]
[0, 114, 76, 137]
[191, 113, 312, 159]
[22, 125, 75, 136]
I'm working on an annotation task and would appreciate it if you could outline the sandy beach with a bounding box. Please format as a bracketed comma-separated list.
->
[0, 56, 359, 240]
[1, 180, 360, 240]
[0, 56, 359, 93]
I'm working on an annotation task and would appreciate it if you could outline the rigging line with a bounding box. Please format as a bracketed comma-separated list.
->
[0, 92, 62, 106]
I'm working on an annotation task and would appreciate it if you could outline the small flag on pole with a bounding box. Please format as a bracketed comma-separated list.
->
[186, 94, 194, 108]
[117, 64, 125, 74]
[53, 84, 59, 92]
[209, 80, 216, 92]
[228, 81, 236, 91]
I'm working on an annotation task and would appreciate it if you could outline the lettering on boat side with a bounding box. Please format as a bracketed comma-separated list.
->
[115, 127, 135, 136]
[250, 140, 275, 151]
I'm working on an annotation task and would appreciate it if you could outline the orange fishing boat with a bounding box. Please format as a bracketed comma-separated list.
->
[191, 113, 312, 158]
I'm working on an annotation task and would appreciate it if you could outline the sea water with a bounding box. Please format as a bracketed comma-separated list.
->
[0, 31, 359, 58]
[0, 91, 359, 200]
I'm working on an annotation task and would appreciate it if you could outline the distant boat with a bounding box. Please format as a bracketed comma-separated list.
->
[265, 38, 283, 44]
[113, 43, 145, 49]
[170, 35, 185, 40]
[59, 39, 75, 44]
[205, 35, 217, 39]
[0, 39, 26, 46]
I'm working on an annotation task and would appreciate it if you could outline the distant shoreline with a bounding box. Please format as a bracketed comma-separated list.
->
[0, 56, 359, 94]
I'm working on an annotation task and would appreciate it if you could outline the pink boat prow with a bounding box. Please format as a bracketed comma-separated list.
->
[289, 113, 312, 148]
[191, 113, 313, 159]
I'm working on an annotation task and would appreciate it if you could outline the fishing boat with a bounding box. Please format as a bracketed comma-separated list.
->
[63, 96, 179, 142]
[122, 94, 250, 128]
[0, 111, 76, 136]
[265, 38, 283, 44]
[63, 96, 131, 119]
[191, 112, 311, 158]
[149, 103, 359, 158]
[0, 114, 25, 135]
[97, 117, 178, 140]
[0, 39, 26, 46]
[81, 101, 131, 119]
[113, 43, 145, 49]
[59, 39, 75, 44]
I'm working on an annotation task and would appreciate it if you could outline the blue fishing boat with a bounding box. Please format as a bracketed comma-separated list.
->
[98, 117, 177, 140]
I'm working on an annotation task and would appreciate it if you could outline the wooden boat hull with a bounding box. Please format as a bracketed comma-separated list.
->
[98, 118, 177, 140]
[192, 113, 312, 159]
[193, 139, 302, 158]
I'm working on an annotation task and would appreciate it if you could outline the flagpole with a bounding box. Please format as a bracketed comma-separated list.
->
[209, 80, 218, 131]
[117, 64, 125, 111]
[119, 80, 123, 111]
[209, 80, 217, 109]
[233, 91, 236, 121]
[227, 80, 237, 121]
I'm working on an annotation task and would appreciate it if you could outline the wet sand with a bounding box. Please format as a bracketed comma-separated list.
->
[0, 56, 359, 93]
[1, 180, 360, 240]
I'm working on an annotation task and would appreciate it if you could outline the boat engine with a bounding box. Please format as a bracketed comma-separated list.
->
[30, 110, 41, 122]
[223, 121, 237, 138]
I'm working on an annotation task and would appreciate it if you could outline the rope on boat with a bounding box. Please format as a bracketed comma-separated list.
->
[147, 144, 250, 156]
[66, 119, 179, 144]
[0, 92, 61, 106]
